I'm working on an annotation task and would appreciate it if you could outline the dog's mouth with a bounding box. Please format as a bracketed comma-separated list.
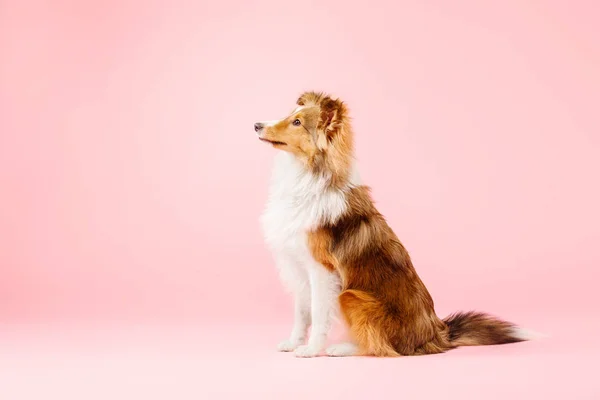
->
[259, 137, 286, 146]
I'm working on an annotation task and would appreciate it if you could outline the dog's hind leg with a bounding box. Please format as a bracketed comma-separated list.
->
[339, 289, 399, 357]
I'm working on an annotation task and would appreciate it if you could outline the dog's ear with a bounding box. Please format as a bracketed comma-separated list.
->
[318, 97, 345, 135]
[297, 91, 323, 107]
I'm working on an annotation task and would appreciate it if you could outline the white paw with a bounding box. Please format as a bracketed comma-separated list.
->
[325, 343, 358, 357]
[277, 339, 301, 352]
[294, 345, 321, 358]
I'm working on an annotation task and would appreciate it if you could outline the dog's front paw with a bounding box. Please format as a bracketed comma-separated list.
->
[277, 339, 301, 352]
[294, 345, 321, 358]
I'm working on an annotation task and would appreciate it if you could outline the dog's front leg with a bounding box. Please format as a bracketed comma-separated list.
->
[275, 254, 311, 352]
[278, 284, 311, 352]
[294, 262, 339, 358]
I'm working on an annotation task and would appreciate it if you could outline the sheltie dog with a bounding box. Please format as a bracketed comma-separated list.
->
[256, 91, 531, 357]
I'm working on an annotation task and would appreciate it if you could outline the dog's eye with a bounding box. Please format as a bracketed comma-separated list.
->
[292, 119, 301, 126]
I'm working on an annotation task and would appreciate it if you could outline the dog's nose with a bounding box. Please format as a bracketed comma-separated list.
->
[254, 122, 264, 132]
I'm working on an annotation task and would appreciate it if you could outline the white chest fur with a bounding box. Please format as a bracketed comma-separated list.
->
[261, 153, 348, 259]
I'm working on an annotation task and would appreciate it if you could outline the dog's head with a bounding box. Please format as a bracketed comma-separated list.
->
[254, 92, 348, 162]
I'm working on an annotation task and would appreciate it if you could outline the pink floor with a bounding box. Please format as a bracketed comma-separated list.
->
[1, 315, 598, 400]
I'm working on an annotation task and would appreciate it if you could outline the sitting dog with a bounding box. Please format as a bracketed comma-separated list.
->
[257, 91, 529, 357]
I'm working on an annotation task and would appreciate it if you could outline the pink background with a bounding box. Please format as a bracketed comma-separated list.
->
[1, 0, 599, 399]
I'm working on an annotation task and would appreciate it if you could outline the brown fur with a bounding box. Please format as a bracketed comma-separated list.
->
[264, 91, 527, 356]
[259, 92, 354, 188]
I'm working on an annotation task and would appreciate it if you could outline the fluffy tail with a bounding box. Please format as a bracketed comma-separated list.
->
[443, 311, 532, 347]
